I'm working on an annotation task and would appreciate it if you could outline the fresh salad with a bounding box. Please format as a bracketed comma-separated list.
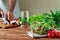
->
[29, 10, 60, 35]
[29, 13, 55, 35]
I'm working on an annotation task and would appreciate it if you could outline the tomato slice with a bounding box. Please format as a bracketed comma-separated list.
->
[13, 18, 19, 21]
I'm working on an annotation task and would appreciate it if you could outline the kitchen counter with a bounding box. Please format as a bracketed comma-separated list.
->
[0, 26, 59, 40]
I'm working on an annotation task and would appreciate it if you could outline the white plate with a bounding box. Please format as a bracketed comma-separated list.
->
[27, 31, 47, 38]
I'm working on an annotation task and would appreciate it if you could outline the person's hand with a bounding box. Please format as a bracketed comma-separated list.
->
[0, 8, 4, 18]
[6, 11, 14, 22]
[6, 0, 16, 23]
[1, 11, 4, 18]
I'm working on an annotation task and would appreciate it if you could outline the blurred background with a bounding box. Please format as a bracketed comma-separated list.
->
[0, 0, 60, 17]
[19, 0, 60, 15]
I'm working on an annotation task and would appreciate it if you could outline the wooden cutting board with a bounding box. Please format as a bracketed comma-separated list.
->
[0, 19, 4, 22]
[0, 23, 19, 29]
[0, 18, 19, 28]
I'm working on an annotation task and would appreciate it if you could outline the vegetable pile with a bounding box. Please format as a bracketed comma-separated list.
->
[29, 10, 60, 35]
[50, 10, 60, 29]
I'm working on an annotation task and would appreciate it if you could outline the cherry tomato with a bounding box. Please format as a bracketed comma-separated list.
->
[48, 29, 55, 38]
[56, 31, 60, 38]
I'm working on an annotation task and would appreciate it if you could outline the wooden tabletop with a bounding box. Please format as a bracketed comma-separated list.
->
[0, 26, 60, 40]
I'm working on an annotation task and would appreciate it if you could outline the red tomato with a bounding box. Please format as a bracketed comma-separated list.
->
[56, 31, 60, 38]
[48, 29, 55, 38]
[13, 18, 19, 21]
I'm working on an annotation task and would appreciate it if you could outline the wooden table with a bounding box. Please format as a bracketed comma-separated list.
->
[0, 27, 60, 40]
